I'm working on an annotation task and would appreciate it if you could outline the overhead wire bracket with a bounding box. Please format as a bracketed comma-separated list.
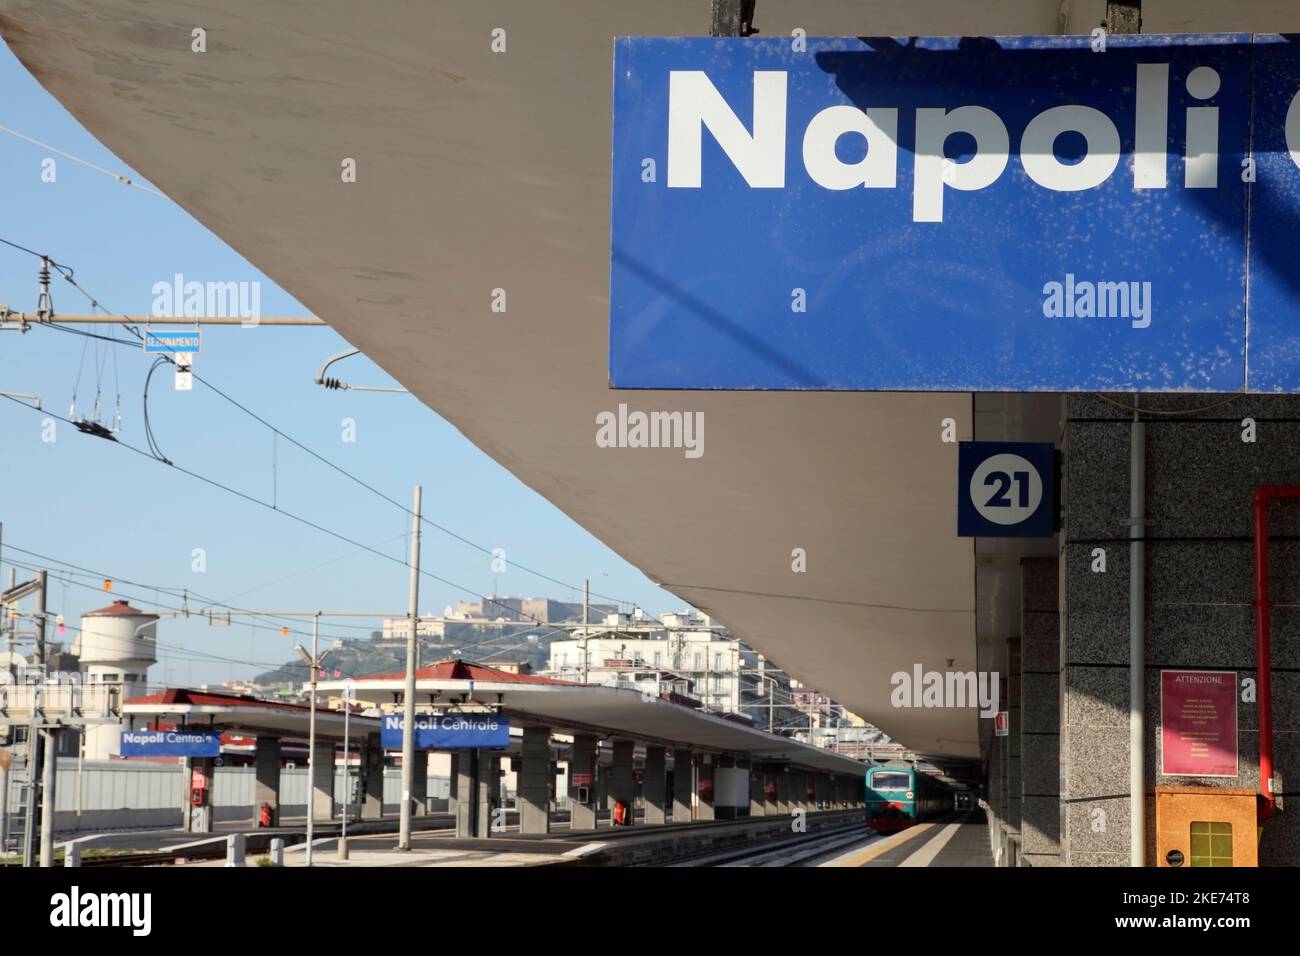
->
[314, 346, 407, 394]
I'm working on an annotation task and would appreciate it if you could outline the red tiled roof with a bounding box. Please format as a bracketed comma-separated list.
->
[84, 599, 159, 619]
[124, 687, 312, 711]
[355, 658, 579, 686]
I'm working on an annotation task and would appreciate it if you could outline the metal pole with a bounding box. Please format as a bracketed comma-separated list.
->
[342, 686, 351, 841]
[37, 314, 326, 326]
[22, 571, 46, 868]
[1129, 408, 1146, 867]
[21, 731, 37, 866]
[76, 732, 84, 821]
[0, 749, 9, 854]
[398, 485, 422, 851]
[39, 729, 56, 866]
[34, 570, 46, 666]
[581, 579, 589, 683]
[5, 569, 13, 656]
[705, 643, 711, 713]
[0, 519, 9, 861]
[306, 611, 319, 867]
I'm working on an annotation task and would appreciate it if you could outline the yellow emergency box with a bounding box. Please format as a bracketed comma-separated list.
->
[1154, 786, 1258, 868]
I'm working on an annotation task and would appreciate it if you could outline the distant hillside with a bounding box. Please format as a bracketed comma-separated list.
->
[253, 621, 560, 686]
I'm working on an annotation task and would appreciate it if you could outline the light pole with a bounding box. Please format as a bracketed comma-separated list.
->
[341, 680, 355, 841]
[295, 612, 326, 866]
[759, 675, 778, 732]
[580, 578, 589, 683]
[398, 485, 422, 851]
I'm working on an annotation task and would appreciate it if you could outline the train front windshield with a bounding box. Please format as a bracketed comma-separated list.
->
[870, 772, 912, 791]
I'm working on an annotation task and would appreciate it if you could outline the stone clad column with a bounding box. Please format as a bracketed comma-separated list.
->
[696, 756, 715, 821]
[568, 734, 598, 830]
[775, 766, 791, 814]
[671, 749, 693, 821]
[253, 736, 281, 827]
[475, 750, 501, 838]
[455, 750, 476, 837]
[518, 726, 552, 835]
[1021, 555, 1061, 865]
[1007, 638, 1022, 835]
[448, 752, 459, 820]
[643, 746, 668, 824]
[361, 735, 384, 820]
[610, 740, 636, 825]
[749, 762, 765, 817]
[310, 740, 335, 823]
[410, 752, 429, 817]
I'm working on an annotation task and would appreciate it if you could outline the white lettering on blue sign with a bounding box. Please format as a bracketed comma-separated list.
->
[665, 64, 1263, 222]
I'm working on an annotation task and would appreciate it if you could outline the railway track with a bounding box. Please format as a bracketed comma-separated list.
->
[668, 822, 880, 867]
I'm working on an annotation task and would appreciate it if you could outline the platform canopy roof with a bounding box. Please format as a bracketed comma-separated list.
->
[124, 688, 379, 742]
[318, 660, 871, 776]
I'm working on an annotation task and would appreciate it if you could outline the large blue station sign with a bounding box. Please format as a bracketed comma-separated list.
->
[957, 442, 1056, 537]
[119, 729, 221, 757]
[610, 34, 1300, 392]
[380, 713, 510, 751]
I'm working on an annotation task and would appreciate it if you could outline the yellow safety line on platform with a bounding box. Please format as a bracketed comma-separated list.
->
[822, 822, 938, 867]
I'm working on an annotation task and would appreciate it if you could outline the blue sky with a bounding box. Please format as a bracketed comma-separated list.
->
[0, 42, 676, 688]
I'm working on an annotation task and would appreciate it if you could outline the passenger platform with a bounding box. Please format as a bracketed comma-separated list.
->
[821, 810, 994, 867]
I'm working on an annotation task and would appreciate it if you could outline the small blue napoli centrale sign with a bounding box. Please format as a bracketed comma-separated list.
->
[119, 729, 221, 757]
[380, 713, 510, 750]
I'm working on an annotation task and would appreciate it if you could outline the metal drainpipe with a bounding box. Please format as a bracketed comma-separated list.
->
[1251, 486, 1297, 821]
[1129, 410, 1146, 867]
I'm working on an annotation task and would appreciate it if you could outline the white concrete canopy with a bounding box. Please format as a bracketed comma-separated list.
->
[9, 0, 1239, 758]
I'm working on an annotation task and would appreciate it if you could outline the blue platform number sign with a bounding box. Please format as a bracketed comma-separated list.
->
[957, 442, 1055, 538]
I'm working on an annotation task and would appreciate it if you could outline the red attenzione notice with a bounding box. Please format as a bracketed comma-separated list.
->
[1160, 670, 1238, 778]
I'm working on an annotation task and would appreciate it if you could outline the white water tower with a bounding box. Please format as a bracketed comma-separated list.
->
[75, 600, 159, 759]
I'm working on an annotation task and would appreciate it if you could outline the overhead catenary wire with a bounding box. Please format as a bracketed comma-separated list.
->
[4, 239, 654, 629]
[3, 554, 354, 646]
[0, 124, 166, 198]
[0, 399, 567, 634]
[4, 553, 574, 679]
[4, 559, 377, 681]
[0, 234, 639, 607]
[142, 356, 172, 463]
[4, 542, 620, 679]
[16, 303, 641, 610]
[3, 543, 386, 635]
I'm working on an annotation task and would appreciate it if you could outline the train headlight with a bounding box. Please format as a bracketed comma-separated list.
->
[906, 791, 914, 799]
